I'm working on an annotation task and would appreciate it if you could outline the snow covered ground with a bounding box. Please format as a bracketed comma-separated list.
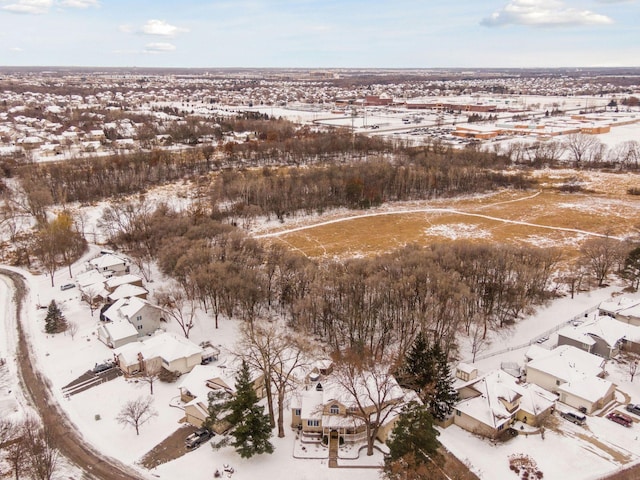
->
[3, 244, 640, 480]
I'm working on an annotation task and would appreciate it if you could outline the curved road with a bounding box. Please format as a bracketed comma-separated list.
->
[1, 268, 144, 480]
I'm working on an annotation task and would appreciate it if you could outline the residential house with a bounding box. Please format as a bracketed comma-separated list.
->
[524, 345, 614, 413]
[558, 315, 640, 359]
[113, 331, 203, 376]
[290, 372, 405, 444]
[179, 359, 264, 432]
[105, 274, 144, 292]
[107, 284, 148, 302]
[178, 364, 234, 433]
[599, 296, 640, 327]
[102, 296, 163, 336]
[97, 320, 139, 348]
[76, 270, 109, 303]
[556, 376, 616, 414]
[88, 253, 130, 276]
[453, 370, 555, 438]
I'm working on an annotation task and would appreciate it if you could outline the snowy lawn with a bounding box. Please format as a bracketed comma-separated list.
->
[7, 245, 640, 480]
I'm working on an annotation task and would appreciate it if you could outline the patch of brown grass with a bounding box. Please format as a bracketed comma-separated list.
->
[259, 171, 640, 261]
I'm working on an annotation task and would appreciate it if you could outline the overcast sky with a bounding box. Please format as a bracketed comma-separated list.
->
[0, 0, 638, 68]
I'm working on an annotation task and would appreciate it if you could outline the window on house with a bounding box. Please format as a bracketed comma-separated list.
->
[136, 315, 142, 322]
[307, 419, 319, 427]
[497, 423, 504, 431]
[293, 409, 301, 416]
[330, 404, 339, 415]
[456, 410, 461, 416]
[137, 325, 143, 330]
[556, 380, 561, 386]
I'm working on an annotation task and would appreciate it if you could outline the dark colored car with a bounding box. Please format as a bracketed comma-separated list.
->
[560, 411, 586, 425]
[607, 412, 633, 427]
[626, 404, 640, 416]
[92, 362, 113, 374]
[185, 428, 212, 449]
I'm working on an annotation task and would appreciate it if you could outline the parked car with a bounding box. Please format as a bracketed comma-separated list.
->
[60, 283, 75, 291]
[185, 428, 212, 449]
[92, 362, 114, 374]
[607, 412, 633, 427]
[560, 411, 587, 425]
[626, 404, 640, 416]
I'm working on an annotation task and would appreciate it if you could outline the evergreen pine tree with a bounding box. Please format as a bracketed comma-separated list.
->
[384, 402, 440, 478]
[225, 359, 274, 458]
[400, 333, 457, 421]
[203, 390, 231, 435]
[430, 343, 457, 422]
[399, 331, 434, 397]
[227, 359, 259, 424]
[231, 404, 274, 458]
[44, 300, 67, 334]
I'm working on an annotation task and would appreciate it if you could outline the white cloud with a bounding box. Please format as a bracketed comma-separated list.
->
[141, 19, 188, 37]
[2, 0, 53, 15]
[9, 46, 23, 51]
[58, 0, 98, 7]
[481, 0, 614, 27]
[144, 42, 176, 54]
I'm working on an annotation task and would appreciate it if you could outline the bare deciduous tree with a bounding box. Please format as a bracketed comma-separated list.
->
[469, 323, 488, 363]
[332, 350, 404, 456]
[81, 283, 103, 317]
[21, 418, 59, 480]
[139, 362, 162, 395]
[580, 236, 626, 287]
[67, 321, 79, 341]
[238, 320, 313, 438]
[2, 417, 59, 480]
[116, 396, 157, 435]
[564, 133, 601, 166]
[154, 282, 197, 338]
[622, 353, 640, 382]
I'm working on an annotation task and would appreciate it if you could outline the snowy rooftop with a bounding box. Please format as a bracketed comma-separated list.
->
[456, 370, 520, 429]
[114, 331, 203, 365]
[108, 284, 148, 301]
[99, 320, 138, 342]
[89, 253, 128, 270]
[105, 274, 143, 290]
[557, 376, 614, 403]
[599, 295, 640, 315]
[526, 345, 605, 383]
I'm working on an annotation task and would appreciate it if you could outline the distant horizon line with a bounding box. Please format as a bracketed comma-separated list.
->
[1, 65, 640, 72]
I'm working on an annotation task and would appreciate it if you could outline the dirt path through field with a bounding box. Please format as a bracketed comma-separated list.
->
[1, 268, 145, 480]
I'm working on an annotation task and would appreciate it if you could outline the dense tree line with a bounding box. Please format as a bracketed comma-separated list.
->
[103, 204, 559, 361]
[8, 140, 532, 224]
[211, 157, 532, 222]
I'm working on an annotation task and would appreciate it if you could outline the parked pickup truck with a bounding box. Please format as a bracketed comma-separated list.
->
[185, 428, 212, 449]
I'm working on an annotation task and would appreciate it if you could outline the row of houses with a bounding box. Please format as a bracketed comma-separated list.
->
[448, 296, 640, 438]
[176, 356, 406, 445]
[75, 252, 216, 377]
[450, 342, 615, 438]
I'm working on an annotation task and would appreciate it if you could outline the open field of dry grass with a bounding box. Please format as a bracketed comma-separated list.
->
[254, 170, 640, 260]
